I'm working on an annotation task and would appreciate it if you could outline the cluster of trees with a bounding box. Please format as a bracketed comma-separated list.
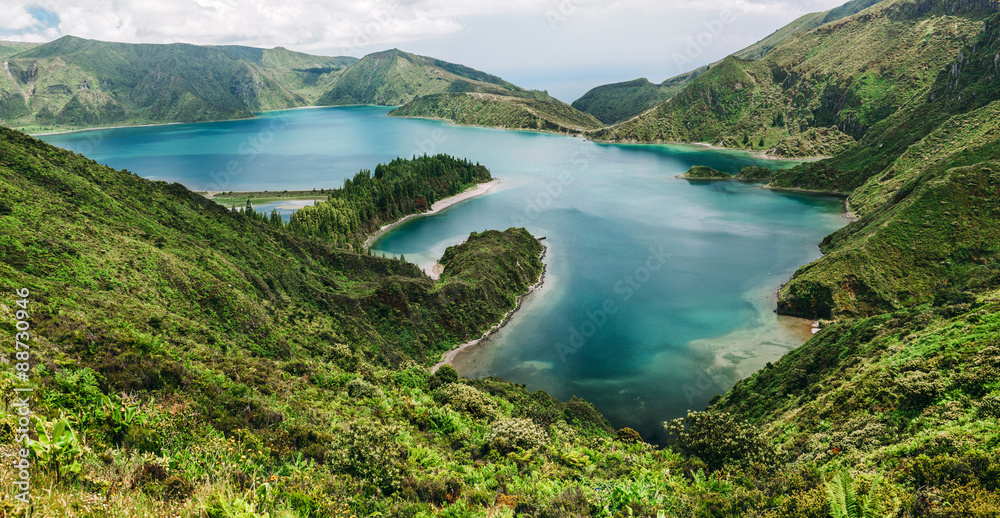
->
[240, 201, 286, 229]
[284, 154, 491, 251]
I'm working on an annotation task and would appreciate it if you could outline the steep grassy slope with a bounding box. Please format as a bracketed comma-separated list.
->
[733, 0, 885, 61]
[389, 92, 603, 133]
[0, 41, 39, 59]
[779, 161, 1000, 319]
[714, 291, 1000, 516]
[572, 0, 888, 125]
[588, 0, 990, 157]
[0, 127, 622, 516]
[0, 129, 546, 366]
[215, 45, 357, 103]
[0, 36, 355, 132]
[774, 10, 1000, 320]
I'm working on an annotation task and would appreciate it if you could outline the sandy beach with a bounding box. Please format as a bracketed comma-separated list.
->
[431, 241, 548, 373]
[364, 179, 500, 250]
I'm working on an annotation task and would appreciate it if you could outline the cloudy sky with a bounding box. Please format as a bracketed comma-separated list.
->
[2, 0, 851, 101]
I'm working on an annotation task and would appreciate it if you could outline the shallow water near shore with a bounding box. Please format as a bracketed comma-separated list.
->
[41, 106, 847, 443]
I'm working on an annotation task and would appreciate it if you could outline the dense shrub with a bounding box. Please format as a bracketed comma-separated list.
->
[434, 383, 501, 421]
[287, 425, 335, 464]
[429, 365, 459, 389]
[738, 166, 772, 180]
[346, 377, 382, 399]
[563, 396, 613, 433]
[333, 420, 409, 493]
[546, 487, 593, 517]
[894, 370, 945, 409]
[979, 396, 1000, 418]
[903, 452, 1000, 491]
[486, 418, 548, 454]
[616, 427, 643, 444]
[163, 475, 194, 501]
[663, 411, 778, 472]
[953, 346, 1000, 397]
[401, 477, 463, 506]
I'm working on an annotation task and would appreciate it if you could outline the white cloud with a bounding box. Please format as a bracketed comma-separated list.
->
[1, 0, 861, 100]
[4, 0, 472, 53]
[2, 0, 857, 54]
[0, 5, 40, 31]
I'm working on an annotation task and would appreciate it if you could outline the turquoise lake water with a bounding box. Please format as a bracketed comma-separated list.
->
[41, 106, 847, 442]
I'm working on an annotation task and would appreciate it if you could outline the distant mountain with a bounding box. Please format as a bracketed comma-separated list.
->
[389, 92, 603, 133]
[319, 48, 602, 133]
[572, 0, 888, 125]
[0, 39, 594, 135]
[588, 0, 990, 157]
[0, 36, 356, 131]
[0, 41, 39, 59]
[316, 49, 529, 106]
[569, 77, 689, 126]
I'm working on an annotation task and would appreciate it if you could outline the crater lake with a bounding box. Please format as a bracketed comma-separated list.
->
[41, 106, 847, 442]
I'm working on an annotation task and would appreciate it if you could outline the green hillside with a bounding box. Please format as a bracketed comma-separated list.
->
[569, 77, 684, 125]
[316, 49, 531, 107]
[1, 40, 596, 136]
[588, 0, 989, 158]
[0, 127, 615, 515]
[3, 116, 998, 517]
[389, 92, 604, 133]
[772, 8, 1000, 321]
[0, 41, 39, 59]
[4, 1, 1000, 515]
[0, 36, 356, 132]
[732, 0, 885, 61]
[571, 0, 888, 125]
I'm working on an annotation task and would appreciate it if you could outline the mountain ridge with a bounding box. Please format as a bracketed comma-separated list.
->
[0, 37, 598, 137]
[571, 0, 890, 125]
[586, 0, 995, 157]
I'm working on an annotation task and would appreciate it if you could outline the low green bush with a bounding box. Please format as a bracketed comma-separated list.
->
[663, 411, 777, 473]
[332, 420, 409, 493]
[434, 383, 501, 421]
[485, 418, 548, 454]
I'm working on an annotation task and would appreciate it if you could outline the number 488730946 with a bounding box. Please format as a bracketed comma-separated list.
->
[14, 288, 30, 383]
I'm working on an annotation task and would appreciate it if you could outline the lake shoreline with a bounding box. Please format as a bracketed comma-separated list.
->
[431, 240, 548, 374]
[364, 179, 500, 250]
